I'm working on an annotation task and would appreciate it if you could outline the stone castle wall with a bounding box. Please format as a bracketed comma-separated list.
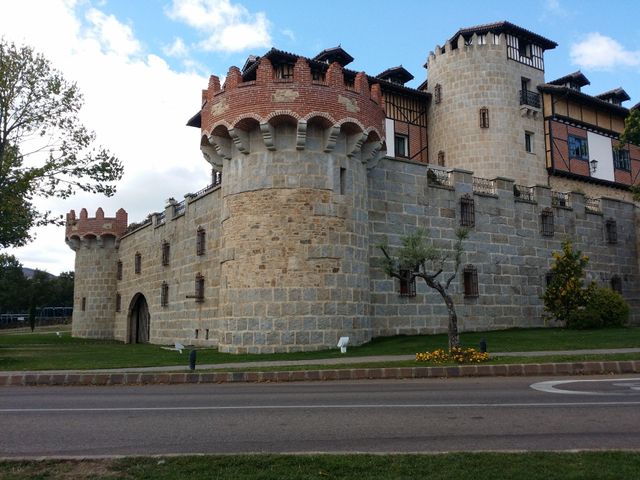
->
[114, 186, 223, 346]
[368, 159, 640, 336]
[426, 33, 547, 186]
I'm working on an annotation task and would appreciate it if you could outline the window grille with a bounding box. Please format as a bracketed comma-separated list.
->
[463, 265, 479, 298]
[605, 219, 617, 244]
[460, 195, 475, 227]
[610, 275, 622, 294]
[399, 269, 417, 297]
[540, 209, 554, 237]
[161, 282, 169, 307]
[434, 84, 441, 104]
[116, 293, 121, 313]
[437, 150, 445, 166]
[134, 252, 141, 274]
[117, 261, 123, 280]
[479, 107, 489, 128]
[161, 241, 170, 266]
[195, 274, 205, 302]
[196, 228, 206, 256]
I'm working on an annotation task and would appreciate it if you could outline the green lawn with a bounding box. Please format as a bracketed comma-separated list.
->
[2, 452, 639, 479]
[1, 326, 639, 371]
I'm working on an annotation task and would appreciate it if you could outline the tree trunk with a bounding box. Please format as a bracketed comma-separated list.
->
[433, 283, 460, 351]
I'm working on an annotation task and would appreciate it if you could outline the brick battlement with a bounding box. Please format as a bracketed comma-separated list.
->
[65, 208, 128, 242]
[200, 57, 385, 139]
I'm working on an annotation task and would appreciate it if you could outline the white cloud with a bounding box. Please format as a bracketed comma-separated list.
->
[84, 8, 142, 58]
[166, 0, 271, 53]
[543, 0, 567, 17]
[570, 33, 640, 70]
[0, 0, 211, 274]
[163, 37, 189, 57]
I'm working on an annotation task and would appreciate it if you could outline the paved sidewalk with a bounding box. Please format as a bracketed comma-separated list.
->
[0, 348, 638, 386]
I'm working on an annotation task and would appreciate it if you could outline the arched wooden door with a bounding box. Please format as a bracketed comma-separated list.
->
[129, 293, 150, 343]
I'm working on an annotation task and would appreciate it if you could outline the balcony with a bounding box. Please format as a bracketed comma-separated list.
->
[519, 90, 541, 108]
[519, 90, 541, 118]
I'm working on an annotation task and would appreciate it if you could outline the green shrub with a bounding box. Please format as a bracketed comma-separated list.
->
[566, 286, 629, 329]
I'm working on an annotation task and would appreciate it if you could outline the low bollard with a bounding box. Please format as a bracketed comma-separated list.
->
[189, 349, 197, 370]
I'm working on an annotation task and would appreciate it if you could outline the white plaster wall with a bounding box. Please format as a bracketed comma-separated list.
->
[587, 131, 614, 182]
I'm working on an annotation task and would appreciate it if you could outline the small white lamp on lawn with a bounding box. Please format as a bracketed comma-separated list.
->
[337, 336, 349, 354]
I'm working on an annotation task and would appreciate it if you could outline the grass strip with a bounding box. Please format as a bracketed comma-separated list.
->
[1, 327, 639, 371]
[1, 452, 640, 479]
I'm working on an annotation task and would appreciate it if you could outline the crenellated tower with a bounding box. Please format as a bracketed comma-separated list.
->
[199, 54, 386, 353]
[426, 22, 557, 186]
[65, 208, 128, 339]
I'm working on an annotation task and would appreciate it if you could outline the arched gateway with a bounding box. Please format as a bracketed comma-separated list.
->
[128, 293, 150, 343]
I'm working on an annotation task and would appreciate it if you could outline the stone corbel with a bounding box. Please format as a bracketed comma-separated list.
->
[323, 125, 341, 153]
[296, 120, 307, 150]
[362, 140, 384, 168]
[259, 122, 276, 151]
[228, 128, 250, 154]
[201, 143, 224, 169]
[208, 134, 232, 160]
[346, 132, 368, 158]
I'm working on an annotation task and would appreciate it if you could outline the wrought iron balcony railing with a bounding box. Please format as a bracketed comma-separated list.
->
[519, 89, 541, 109]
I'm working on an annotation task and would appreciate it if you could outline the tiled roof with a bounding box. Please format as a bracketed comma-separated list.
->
[548, 71, 590, 87]
[538, 84, 629, 115]
[449, 21, 557, 50]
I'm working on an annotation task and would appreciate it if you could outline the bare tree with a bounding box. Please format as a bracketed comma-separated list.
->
[379, 228, 469, 350]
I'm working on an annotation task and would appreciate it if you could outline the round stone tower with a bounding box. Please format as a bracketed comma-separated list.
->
[199, 56, 386, 353]
[426, 25, 555, 186]
[65, 207, 128, 339]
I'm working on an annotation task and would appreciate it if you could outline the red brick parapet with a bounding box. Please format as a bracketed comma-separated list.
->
[200, 57, 386, 140]
[65, 208, 128, 243]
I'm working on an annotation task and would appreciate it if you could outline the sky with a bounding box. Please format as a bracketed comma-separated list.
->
[1, 0, 639, 275]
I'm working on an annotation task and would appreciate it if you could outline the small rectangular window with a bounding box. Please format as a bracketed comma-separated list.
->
[463, 265, 479, 298]
[437, 151, 445, 166]
[81, 297, 86, 311]
[540, 209, 554, 237]
[399, 269, 416, 297]
[525, 132, 533, 153]
[460, 195, 475, 227]
[479, 107, 489, 128]
[568, 135, 589, 160]
[196, 228, 206, 256]
[394, 135, 408, 158]
[134, 252, 141, 274]
[339, 167, 346, 194]
[605, 219, 617, 244]
[275, 63, 294, 79]
[545, 272, 554, 287]
[161, 282, 169, 307]
[161, 241, 170, 266]
[434, 84, 442, 104]
[117, 261, 123, 280]
[610, 275, 622, 294]
[115, 293, 121, 313]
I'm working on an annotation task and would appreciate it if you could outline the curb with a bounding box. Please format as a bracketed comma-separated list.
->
[1, 360, 639, 386]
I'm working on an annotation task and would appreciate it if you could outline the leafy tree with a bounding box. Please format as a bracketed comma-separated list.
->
[0, 39, 124, 248]
[380, 228, 469, 350]
[0, 253, 29, 313]
[619, 108, 640, 147]
[543, 240, 592, 323]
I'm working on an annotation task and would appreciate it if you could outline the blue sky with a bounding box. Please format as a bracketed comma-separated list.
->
[1, 0, 639, 274]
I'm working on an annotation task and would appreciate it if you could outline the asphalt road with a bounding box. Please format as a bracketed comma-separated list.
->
[1, 375, 640, 457]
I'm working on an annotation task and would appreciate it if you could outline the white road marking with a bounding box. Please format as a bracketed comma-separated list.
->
[1, 401, 640, 413]
[530, 378, 640, 395]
